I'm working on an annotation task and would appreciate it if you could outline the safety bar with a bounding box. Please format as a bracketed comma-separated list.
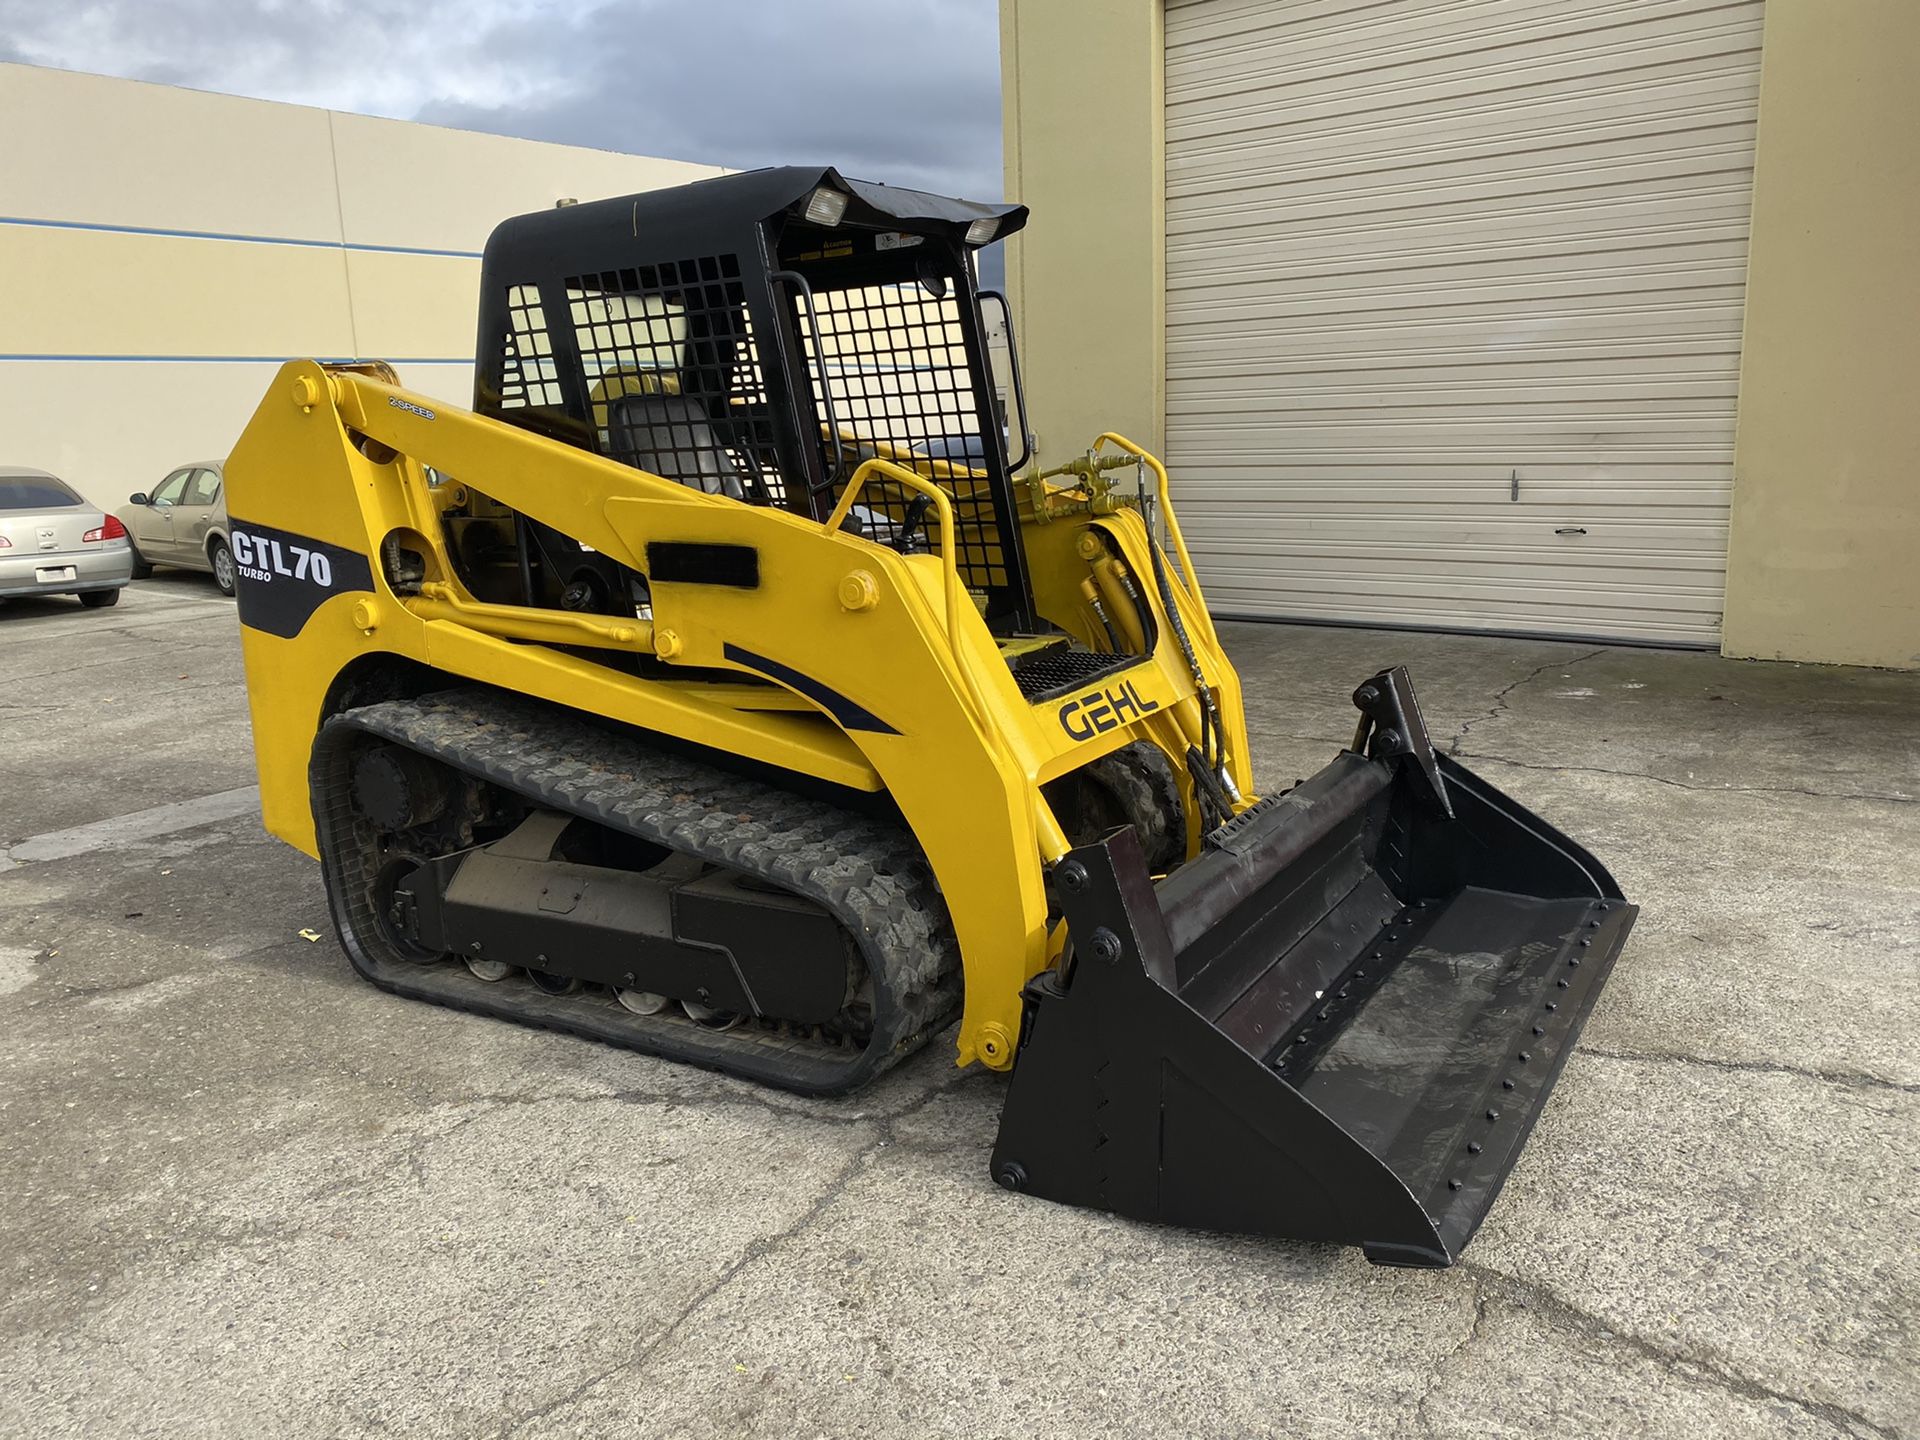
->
[826, 457, 1068, 862]
[826, 458, 968, 649]
[977, 290, 1033, 472]
[1091, 433, 1221, 653]
[771, 270, 848, 487]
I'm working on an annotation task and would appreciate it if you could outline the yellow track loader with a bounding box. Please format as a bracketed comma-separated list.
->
[227, 168, 1634, 1266]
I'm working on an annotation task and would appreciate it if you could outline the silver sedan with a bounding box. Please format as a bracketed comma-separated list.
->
[0, 467, 134, 608]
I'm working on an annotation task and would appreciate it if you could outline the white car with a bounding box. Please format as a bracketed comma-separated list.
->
[0, 467, 134, 608]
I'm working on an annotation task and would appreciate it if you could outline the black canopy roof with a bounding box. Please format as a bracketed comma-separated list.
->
[481, 165, 1027, 273]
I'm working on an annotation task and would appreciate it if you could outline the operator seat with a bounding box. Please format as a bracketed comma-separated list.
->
[605, 393, 749, 501]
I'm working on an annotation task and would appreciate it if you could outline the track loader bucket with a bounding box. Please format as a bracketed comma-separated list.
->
[992, 667, 1635, 1267]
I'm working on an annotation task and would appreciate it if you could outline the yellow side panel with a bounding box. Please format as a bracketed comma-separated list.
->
[228, 363, 1249, 1076]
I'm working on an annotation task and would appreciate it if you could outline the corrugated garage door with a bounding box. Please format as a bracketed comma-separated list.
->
[1163, 0, 1765, 644]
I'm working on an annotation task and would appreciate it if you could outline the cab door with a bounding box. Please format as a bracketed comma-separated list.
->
[130, 469, 192, 560]
[172, 468, 224, 565]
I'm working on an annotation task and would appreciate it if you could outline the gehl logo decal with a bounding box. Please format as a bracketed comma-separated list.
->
[1058, 679, 1160, 741]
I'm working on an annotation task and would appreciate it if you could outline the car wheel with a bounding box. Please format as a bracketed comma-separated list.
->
[127, 542, 154, 580]
[209, 538, 236, 596]
[79, 588, 121, 609]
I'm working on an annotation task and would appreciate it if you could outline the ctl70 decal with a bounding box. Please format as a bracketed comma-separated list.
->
[228, 519, 375, 640]
[231, 530, 333, 587]
[1058, 679, 1160, 741]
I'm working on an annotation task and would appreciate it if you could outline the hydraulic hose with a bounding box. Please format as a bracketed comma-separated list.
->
[1146, 530, 1241, 815]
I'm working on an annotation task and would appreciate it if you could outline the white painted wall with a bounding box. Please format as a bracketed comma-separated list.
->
[0, 63, 724, 509]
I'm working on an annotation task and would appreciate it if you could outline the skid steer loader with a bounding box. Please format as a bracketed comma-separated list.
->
[226, 168, 1634, 1266]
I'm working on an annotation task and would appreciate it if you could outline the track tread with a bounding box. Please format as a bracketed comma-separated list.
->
[311, 688, 960, 1094]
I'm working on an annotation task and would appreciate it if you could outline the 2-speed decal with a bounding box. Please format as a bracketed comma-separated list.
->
[229, 519, 375, 640]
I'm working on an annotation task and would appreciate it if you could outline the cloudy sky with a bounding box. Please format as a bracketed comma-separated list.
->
[0, 0, 1007, 198]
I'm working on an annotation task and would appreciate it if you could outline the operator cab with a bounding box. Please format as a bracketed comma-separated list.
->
[468, 167, 1036, 630]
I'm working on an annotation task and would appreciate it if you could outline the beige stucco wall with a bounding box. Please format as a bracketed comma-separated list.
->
[1720, 1, 1920, 670]
[999, 0, 1164, 463]
[1002, 1, 1918, 668]
[0, 63, 722, 511]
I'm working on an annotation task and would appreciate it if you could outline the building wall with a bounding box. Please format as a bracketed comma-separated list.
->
[1000, 1, 1919, 669]
[0, 64, 722, 509]
[999, 0, 1164, 461]
[1720, 1, 1920, 669]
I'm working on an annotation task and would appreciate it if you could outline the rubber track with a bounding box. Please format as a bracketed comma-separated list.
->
[310, 688, 961, 1095]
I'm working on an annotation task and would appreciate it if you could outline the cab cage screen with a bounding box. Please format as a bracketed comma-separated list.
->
[495, 256, 790, 509]
[477, 198, 1030, 623]
[779, 233, 1014, 600]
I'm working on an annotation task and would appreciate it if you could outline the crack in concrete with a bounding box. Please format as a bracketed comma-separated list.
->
[22, 939, 293, 1012]
[486, 1078, 971, 1438]
[1454, 750, 1918, 806]
[301, 1106, 501, 1205]
[1449, 649, 1609, 755]
[494, 1145, 875, 1440]
[27, 975, 192, 1006]
[1414, 1273, 1487, 1438]
[301, 1068, 982, 1209]
[1578, 1043, 1920, 1097]
[882, 1129, 997, 1162]
[149, 1213, 310, 1257]
[1463, 1263, 1901, 1440]
[0, 648, 175, 683]
[426, 1078, 926, 1132]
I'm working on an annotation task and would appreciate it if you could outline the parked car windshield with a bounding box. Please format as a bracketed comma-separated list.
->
[0, 476, 83, 509]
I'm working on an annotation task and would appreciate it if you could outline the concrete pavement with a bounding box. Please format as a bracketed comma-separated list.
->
[2, 578, 1914, 1438]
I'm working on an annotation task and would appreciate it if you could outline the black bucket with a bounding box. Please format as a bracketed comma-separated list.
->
[991, 668, 1636, 1267]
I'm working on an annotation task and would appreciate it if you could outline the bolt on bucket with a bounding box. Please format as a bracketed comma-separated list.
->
[992, 667, 1636, 1267]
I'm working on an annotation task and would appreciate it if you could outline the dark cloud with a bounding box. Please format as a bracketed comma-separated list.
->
[0, 0, 1005, 198]
[418, 0, 1005, 199]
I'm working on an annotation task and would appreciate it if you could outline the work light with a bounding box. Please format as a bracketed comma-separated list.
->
[804, 186, 848, 227]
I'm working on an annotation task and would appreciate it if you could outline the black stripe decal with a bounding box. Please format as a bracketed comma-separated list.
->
[229, 519, 375, 640]
[647, 542, 759, 588]
[722, 643, 900, 735]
